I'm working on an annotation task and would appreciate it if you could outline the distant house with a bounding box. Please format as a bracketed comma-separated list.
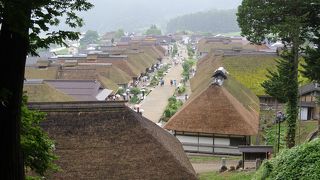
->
[164, 64, 260, 154]
[299, 83, 320, 120]
[44, 80, 112, 101]
[29, 101, 197, 179]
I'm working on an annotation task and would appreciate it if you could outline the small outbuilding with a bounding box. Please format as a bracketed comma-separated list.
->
[238, 145, 273, 169]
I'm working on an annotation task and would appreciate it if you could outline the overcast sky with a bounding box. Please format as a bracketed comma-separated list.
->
[74, 0, 242, 32]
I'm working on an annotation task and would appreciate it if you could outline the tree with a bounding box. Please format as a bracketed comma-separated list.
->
[0, 0, 93, 178]
[237, 0, 320, 148]
[21, 95, 58, 179]
[145, 25, 162, 35]
[80, 30, 99, 48]
[114, 29, 125, 39]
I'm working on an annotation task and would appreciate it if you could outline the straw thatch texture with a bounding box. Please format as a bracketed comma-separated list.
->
[165, 52, 259, 136]
[32, 102, 197, 179]
[25, 66, 59, 79]
[23, 83, 74, 102]
[165, 85, 259, 135]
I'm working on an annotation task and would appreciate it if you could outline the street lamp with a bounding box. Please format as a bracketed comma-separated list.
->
[276, 111, 286, 153]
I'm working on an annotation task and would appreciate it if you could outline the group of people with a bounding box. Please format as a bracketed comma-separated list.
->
[170, 79, 177, 86]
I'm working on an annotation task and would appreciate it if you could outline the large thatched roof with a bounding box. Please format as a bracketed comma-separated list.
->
[164, 52, 259, 136]
[29, 102, 197, 179]
[165, 85, 259, 136]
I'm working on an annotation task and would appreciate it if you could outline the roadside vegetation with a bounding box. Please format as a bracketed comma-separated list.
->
[22, 95, 58, 179]
[161, 96, 183, 122]
[254, 138, 320, 180]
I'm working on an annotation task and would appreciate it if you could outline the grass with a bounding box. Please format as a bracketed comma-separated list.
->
[296, 120, 318, 144]
[189, 155, 240, 163]
[199, 171, 254, 180]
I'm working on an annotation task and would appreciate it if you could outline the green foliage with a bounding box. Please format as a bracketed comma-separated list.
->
[149, 76, 159, 87]
[177, 86, 186, 95]
[254, 138, 320, 180]
[21, 95, 58, 177]
[167, 9, 240, 33]
[262, 52, 293, 103]
[145, 24, 162, 35]
[115, 29, 125, 39]
[187, 44, 195, 58]
[302, 38, 320, 83]
[162, 96, 183, 121]
[182, 59, 195, 80]
[80, 30, 99, 48]
[172, 44, 178, 57]
[237, 0, 320, 148]
[27, 0, 94, 55]
[129, 95, 139, 104]
[130, 87, 141, 96]
[117, 87, 125, 95]
[264, 122, 287, 152]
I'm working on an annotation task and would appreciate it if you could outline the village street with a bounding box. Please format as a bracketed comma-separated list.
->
[140, 44, 187, 123]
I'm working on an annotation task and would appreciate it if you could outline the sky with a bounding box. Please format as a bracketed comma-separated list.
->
[73, 0, 242, 33]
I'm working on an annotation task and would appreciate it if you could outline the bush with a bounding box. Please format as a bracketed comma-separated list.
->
[162, 96, 183, 121]
[130, 87, 140, 96]
[129, 95, 140, 104]
[254, 138, 320, 180]
[177, 86, 186, 94]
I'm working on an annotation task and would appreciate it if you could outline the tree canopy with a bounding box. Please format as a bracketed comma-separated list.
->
[237, 0, 320, 148]
[167, 9, 239, 33]
[145, 25, 162, 35]
[115, 29, 125, 39]
[80, 30, 99, 48]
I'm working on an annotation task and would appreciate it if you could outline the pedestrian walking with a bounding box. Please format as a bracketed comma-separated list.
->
[173, 80, 177, 86]
[170, 80, 173, 86]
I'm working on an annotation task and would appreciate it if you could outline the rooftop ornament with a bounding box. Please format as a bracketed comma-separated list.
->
[212, 67, 228, 86]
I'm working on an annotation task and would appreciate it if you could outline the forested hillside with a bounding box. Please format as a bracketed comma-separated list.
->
[166, 9, 239, 33]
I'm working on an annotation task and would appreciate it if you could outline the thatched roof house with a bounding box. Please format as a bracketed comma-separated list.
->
[164, 52, 259, 155]
[29, 102, 197, 179]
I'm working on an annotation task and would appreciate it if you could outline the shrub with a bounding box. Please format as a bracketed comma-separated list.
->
[129, 95, 140, 104]
[177, 86, 186, 94]
[254, 138, 320, 180]
[130, 87, 141, 96]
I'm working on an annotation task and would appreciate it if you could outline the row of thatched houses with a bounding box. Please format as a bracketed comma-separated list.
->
[24, 41, 166, 102]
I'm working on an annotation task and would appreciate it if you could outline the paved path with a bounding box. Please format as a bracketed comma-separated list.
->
[140, 44, 187, 123]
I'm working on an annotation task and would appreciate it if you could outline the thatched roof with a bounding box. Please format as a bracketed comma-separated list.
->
[25, 66, 59, 79]
[165, 52, 259, 136]
[36, 60, 50, 68]
[29, 102, 197, 179]
[23, 83, 74, 102]
[164, 84, 259, 135]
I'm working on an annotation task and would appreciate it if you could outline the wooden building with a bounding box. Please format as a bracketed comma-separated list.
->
[299, 83, 320, 120]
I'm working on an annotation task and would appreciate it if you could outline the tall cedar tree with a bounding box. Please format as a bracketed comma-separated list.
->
[237, 0, 320, 148]
[0, 0, 93, 179]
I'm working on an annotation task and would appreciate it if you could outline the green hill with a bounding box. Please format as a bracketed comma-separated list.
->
[166, 9, 240, 33]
